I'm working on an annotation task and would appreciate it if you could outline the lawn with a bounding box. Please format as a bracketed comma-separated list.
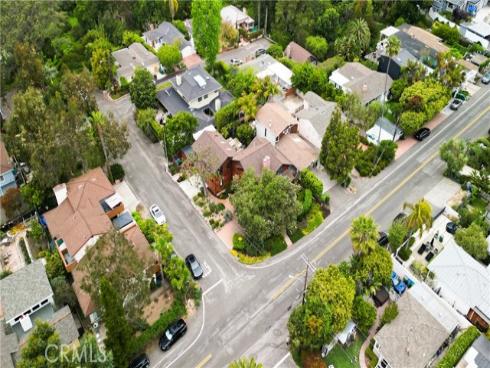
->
[325, 338, 363, 368]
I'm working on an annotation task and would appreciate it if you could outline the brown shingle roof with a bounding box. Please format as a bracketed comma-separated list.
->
[44, 168, 114, 257]
[191, 131, 237, 172]
[255, 102, 298, 136]
[276, 134, 319, 170]
[285, 41, 314, 63]
[71, 267, 95, 317]
[0, 141, 13, 174]
[233, 137, 292, 175]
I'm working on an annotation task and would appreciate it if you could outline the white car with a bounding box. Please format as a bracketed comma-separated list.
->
[150, 204, 166, 225]
[230, 58, 243, 66]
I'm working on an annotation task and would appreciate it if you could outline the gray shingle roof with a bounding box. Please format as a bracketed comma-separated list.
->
[172, 66, 222, 102]
[143, 22, 191, 50]
[0, 323, 18, 368]
[51, 306, 79, 345]
[0, 260, 53, 322]
[296, 92, 337, 137]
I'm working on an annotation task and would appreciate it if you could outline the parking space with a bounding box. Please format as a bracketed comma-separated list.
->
[217, 38, 272, 65]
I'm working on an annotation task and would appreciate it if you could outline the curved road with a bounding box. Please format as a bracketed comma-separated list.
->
[96, 86, 490, 368]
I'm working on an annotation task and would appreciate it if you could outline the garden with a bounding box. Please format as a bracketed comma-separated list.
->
[193, 192, 233, 230]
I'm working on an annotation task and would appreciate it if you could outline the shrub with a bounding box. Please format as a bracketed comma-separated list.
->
[267, 44, 284, 58]
[356, 141, 397, 177]
[352, 297, 376, 334]
[381, 302, 398, 326]
[265, 236, 287, 256]
[0, 270, 12, 279]
[110, 163, 125, 182]
[39, 250, 67, 280]
[321, 192, 330, 205]
[398, 246, 412, 261]
[299, 169, 324, 200]
[202, 209, 212, 217]
[217, 203, 225, 212]
[400, 111, 426, 136]
[223, 210, 233, 223]
[410, 260, 431, 279]
[28, 220, 45, 241]
[232, 233, 247, 251]
[19, 239, 31, 265]
[303, 204, 324, 235]
[301, 189, 313, 218]
[231, 249, 270, 265]
[437, 327, 480, 368]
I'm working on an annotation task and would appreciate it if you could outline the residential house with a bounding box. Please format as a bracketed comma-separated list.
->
[276, 133, 319, 171]
[329, 62, 393, 105]
[156, 65, 233, 132]
[143, 21, 196, 59]
[240, 54, 293, 93]
[255, 102, 298, 144]
[432, 0, 488, 16]
[0, 260, 79, 354]
[43, 168, 124, 272]
[373, 292, 461, 368]
[428, 241, 490, 331]
[220, 5, 255, 31]
[112, 42, 160, 83]
[378, 48, 419, 80]
[0, 141, 17, 196]
[456, 335, 490, 367]
[295, 91, 337, 149]
[285, 41, 316, 63]
[366, 117, 403, 145]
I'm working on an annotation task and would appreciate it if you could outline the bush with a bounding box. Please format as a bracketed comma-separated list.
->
[232, 233, 247, 251]
[301, 189, 313, 218]
[265, 236, 287, 256]
[299, 169, 323, 200]
[303, 203, 324, 235]
[223, 210, 233, 223]
[381, 302, 398, 326]
[352, 297, 376, 334]
[400, 111, 426, 136]
[19, 239, 31, 265]
[437, 327, 480, 368]
[110, 163, 125, 182]
[356, 141, 397, 177]
[39, 250, 67, 280]
[0, 270, 12, 279]
[267, 44, 284, 58]
[28, 220, 45, 241]
[398, 246, 412, 261]
[321, 192, 330, 205]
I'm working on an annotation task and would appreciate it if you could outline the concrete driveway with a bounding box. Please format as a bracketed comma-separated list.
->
[217, 38, 272, 65]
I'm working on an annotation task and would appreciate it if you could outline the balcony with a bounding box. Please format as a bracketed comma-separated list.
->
[55, 239, 76, 272]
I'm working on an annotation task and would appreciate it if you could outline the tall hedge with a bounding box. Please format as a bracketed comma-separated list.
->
[437, 327, 480, 368]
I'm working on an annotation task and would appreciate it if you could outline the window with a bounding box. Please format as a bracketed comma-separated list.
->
[264, 128, 267, 137]
[0, 175, 3, 181]
[203, 94, 208, 99]
[198, 96, 202, 102]
[32, 304, 40, 311]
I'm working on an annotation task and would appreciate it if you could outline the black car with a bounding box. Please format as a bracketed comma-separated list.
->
[185, 254, 204, 279]
[450, 99, 463, 111]
[378, 231, 389, 246]
[255, 48, 266, 57]
[393, 212, 406, 223]
[160, 319, 187, 351]
[446, 222, 458, 235]
[414, 128, 431, 141]
[129, 354, 150, 368]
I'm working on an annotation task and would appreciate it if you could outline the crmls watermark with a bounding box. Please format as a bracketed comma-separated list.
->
[45, 343, 109, 364]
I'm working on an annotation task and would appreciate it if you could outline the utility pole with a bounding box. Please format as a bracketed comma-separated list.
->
[301, 254, 316, 305]
[264, 6, 268, 36]
[160, 118, 169, 173]
[257, 0, 261, 30]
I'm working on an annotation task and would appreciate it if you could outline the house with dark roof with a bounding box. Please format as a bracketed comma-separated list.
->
[112, 42, 160, 82]
[156, 65, 233, 132]
[143, 21, 196, 58]
[378, 48, 419, 80]
[0, 141, 17, 196]
[285, 41, 316, 63]
[0, 261, 79, 347]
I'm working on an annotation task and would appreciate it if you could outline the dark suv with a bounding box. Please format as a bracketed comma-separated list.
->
[160, 319, 187, 351]
[414, 128, 431, 141]
[129, 354, 150, 368]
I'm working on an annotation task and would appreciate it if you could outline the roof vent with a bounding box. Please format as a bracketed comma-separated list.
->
[362, 84, 368, 92]
[53, 183, 68, 205]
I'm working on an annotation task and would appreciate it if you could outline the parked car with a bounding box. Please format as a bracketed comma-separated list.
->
[414, 127, 431, 141]
[446, 222, 458, 235]
[391, 272, 407, 295]
[378, 231, 389, 247]
[159, 319, 187, 351]
[230, 58, 243, 66]
[481, 72, 490, 84]
[150, 204, 166, 225]
[185, 254, 204, 279]
[255, 48, 266, 57]
[129, 354, 150, 368]
[393, 212, 406, 223]
[450, 99, 463, 111]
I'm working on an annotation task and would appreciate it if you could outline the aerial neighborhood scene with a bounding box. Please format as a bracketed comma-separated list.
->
[1, 0, 490, 368]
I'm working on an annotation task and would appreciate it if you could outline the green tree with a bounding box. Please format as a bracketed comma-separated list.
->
[338, 93, 381, 133]
[402, 60, 427, 84]
[13, 42, 45, 91]
[221, 21, 239, 48]
[403, 199, 433, 237]
[40, 250, 67, 281]
[288, 296, 333, 351]
[226, 68, 256, 97]
[169, 0, 179, 20]
[229, 357, 264, 368]
[236, 124, 255, 146]
[267, 44, 284, 58]
[91, 46, 114, 90]
[320, 109, 360, 186]
[61, 68, 97, 115]
[307, 265, 356, 332]
[381, 35, 401, 130]
[440, 138, 468, 177]
[292, 62, 338, 101]
[305, 36, 328, 61]
[191, 0, 222, 67]
[455, 223, 488, 261]
[67, 333, 114, 367]
[231, 169, 301, 247]
[350, 215, 379, 255]
[122, 30, 144, 46]
[129, 68, 156, 109]
[90, 111, 130, 165]
[355, 245, 393, 290]
[335, 18, 371, 61]
[399, 110, 426, 136]
[164, 112, 198, 158]
[79, 230, 150, 323]
[315, 7, 340, 42]
[436, 52, 465, 89]
[432, 21, 460, 45]
[157, 43, 182, 72]
[388, 220, 409, 252]
[381, 302, 398, 325]
[299, 169, 324, 200]
[352, 296, 376, 334]
[17, 321, 60, 368]
[99, 277, 133, 368]
[50, 276, 78, 309]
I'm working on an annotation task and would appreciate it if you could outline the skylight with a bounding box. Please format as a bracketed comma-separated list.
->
[193, 74, 206, 88]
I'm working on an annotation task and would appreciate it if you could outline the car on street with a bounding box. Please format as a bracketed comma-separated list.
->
[159, 319, 187, 351]
[185, 254, 204, 279]
[446, 222, 458, 235]
[482, 72, 490, 84]
[391, 272, 407, 295]
[129, 354, 150, 368]
[378, 231, 389, 247]
[230, 58, 243, 66]
[414, 127, 431, 141]
[255, 48, 266, 57]
[150, 204, 166, 225]
[450, 99, 463, 110]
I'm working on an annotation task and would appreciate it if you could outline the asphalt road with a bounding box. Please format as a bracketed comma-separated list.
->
[96, 85, 490, 368]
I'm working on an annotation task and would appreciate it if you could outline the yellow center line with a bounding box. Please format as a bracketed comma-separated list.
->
[271, 105, 490, 302]
[195, 354, 212, 368]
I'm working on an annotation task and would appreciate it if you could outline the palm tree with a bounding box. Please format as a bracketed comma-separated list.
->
[229, 357, 264, 368]
[403, 60, 426, 84]
[168, 0, 179, 20]
[403, 199, 432, 237]
[436, 51, 465, 89]
[349, 18, 371, 55]
[350, 215, 379, 255]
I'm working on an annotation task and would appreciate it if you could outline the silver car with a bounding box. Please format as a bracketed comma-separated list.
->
[149, 204, 166, 225]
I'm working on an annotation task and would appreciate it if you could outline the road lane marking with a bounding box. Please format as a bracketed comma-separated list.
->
[203, 279, 223, 296]
[272, 352, 291, 368]
[271, 105, 490, 301]
[195, 354, 212, 368]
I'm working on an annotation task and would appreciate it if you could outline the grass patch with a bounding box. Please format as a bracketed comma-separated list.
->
[157, 81, 172, 91]
[325, 337, 363, 368]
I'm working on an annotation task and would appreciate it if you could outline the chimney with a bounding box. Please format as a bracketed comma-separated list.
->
[362, 84, 368, 92]
[243, 7, 247, 15]
[262, 155, 271, 170]
[53, 183, 68, 205]
[215, 98, 221, 111]
[176, 74, 182, 86]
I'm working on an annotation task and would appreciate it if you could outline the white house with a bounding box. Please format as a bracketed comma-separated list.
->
[254, 102, 298, 144]
[220, 5, 254, 31]
[240, 54, 293, 92]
